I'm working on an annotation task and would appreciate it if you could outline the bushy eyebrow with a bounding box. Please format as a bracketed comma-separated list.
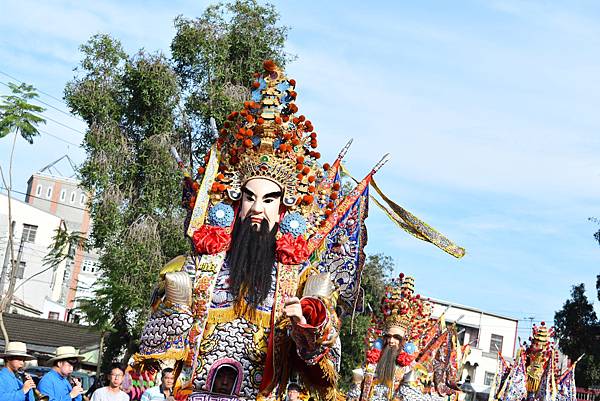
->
[242, 187, 255, 198]
[242, 187, 282, 199]
[264, 191, 283, 199]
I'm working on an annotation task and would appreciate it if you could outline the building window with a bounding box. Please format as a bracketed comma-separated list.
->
[79, 193, 86, 206]
[35, 184, 42, 196]
[14, 261, 26, 279]
[70, 192, 76, 203]
[81, 259, 99, 273]
[484, 371, 495, 386]
[22, 224, 38, 243]
[60, 189, 67, 201]
[48, 311, 60, 320]
[46, 186, 53, 199]
[457, 324, 479, 348]
[490, 334, 504, 353]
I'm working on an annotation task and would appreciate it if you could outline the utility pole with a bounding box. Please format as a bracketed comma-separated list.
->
[0, 221, 16, 292]
[2, 233, 25, 312]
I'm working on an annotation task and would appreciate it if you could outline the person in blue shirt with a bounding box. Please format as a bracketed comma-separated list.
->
[0, 341, 36, 401]
[38, 346, 85, 401]
[140, 368, 175, 401]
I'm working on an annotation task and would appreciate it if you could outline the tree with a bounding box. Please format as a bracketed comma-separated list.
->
[554, 284, 600, 387]
[64, 0, 290, 370]
[338, 253, 394, 389]
[171, 0, 292, 166]
[0, 82, 45, 341]
[65, 34, 186, 369]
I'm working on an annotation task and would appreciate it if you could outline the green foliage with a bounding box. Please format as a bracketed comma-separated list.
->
[554, 283, 600, 388]
[0, 82, 45, 143]
[64, 1, 290, 369]
[43, 226, 90, 268]
[171, 0, 292, 163]
[65, 33, 187, 369]
[339, 253, 393, 390]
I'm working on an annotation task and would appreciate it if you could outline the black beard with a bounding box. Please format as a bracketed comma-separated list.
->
[226, 217, 277, 307]
[376, 344, 400, 386]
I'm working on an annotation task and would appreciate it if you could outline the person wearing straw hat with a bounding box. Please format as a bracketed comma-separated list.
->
[0, 341, 36, 401]
[37, 346, 85, 401]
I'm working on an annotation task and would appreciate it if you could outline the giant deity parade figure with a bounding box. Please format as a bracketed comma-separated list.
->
[490, 323, 579, 401]
[348, 274, 468, 401]
[134, 61, 465, 401]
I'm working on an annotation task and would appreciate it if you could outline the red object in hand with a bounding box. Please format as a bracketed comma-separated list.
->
[299, 297, 327, 327]
[192, 225, 231, 255]
[276, 233, 309, 264]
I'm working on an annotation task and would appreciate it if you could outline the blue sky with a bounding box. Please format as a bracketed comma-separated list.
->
[1, 0, 599, 340]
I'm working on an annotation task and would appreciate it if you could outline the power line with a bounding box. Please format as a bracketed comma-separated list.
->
[32, 111, 85, 136]
[0, 80, 85, 124]
[38, 128, 82, 147]
[0, 80, 86, 136]
[0, 69, 71, 109]
[0, 187, 89, 212]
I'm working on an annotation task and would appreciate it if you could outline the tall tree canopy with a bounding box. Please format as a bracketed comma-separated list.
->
[554, 284, 600, 388]
[64, 0, 290, 369]
[171, 0, 291, 166]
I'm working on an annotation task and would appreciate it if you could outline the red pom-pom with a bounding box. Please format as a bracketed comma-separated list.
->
[276, 233, 309, 264]
[366, 348, 381, 364]
[263, 60, 276, 72]
[396, 352, 416, 367]
[323, 163, 330, 171]
[192, 225, 231, 255]
[303, 194, 314, 204]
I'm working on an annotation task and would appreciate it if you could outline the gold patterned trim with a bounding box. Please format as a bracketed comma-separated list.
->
[207, 301, 272, 328]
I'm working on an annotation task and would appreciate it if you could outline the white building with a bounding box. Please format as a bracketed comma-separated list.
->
[0, 193, 69, 320]
[429, 297, 519, 400]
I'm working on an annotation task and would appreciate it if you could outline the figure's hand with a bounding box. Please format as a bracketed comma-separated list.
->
[284, 297, 306, 325]
[22, 378, 35, 394]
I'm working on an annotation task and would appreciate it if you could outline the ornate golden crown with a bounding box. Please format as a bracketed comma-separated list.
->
[381, 274, 432, 338]
[191, 60, 346, 237]
[531, 323, 552, 343]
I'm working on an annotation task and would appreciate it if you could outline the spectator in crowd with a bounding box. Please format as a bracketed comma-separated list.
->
[140, 369, 175, 401]
[90, 363, 128, 401]
[286, 383, 301, 401]
[38, 346, 85, 401]
[0, 342, 36, 401]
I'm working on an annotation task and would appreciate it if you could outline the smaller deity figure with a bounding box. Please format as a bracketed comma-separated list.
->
[348, 274, 467, 401]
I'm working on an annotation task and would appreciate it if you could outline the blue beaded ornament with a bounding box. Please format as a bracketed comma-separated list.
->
[207, 203, 235, 227]
[403, 341, 417, 355]
[279, 212, 307, 237]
